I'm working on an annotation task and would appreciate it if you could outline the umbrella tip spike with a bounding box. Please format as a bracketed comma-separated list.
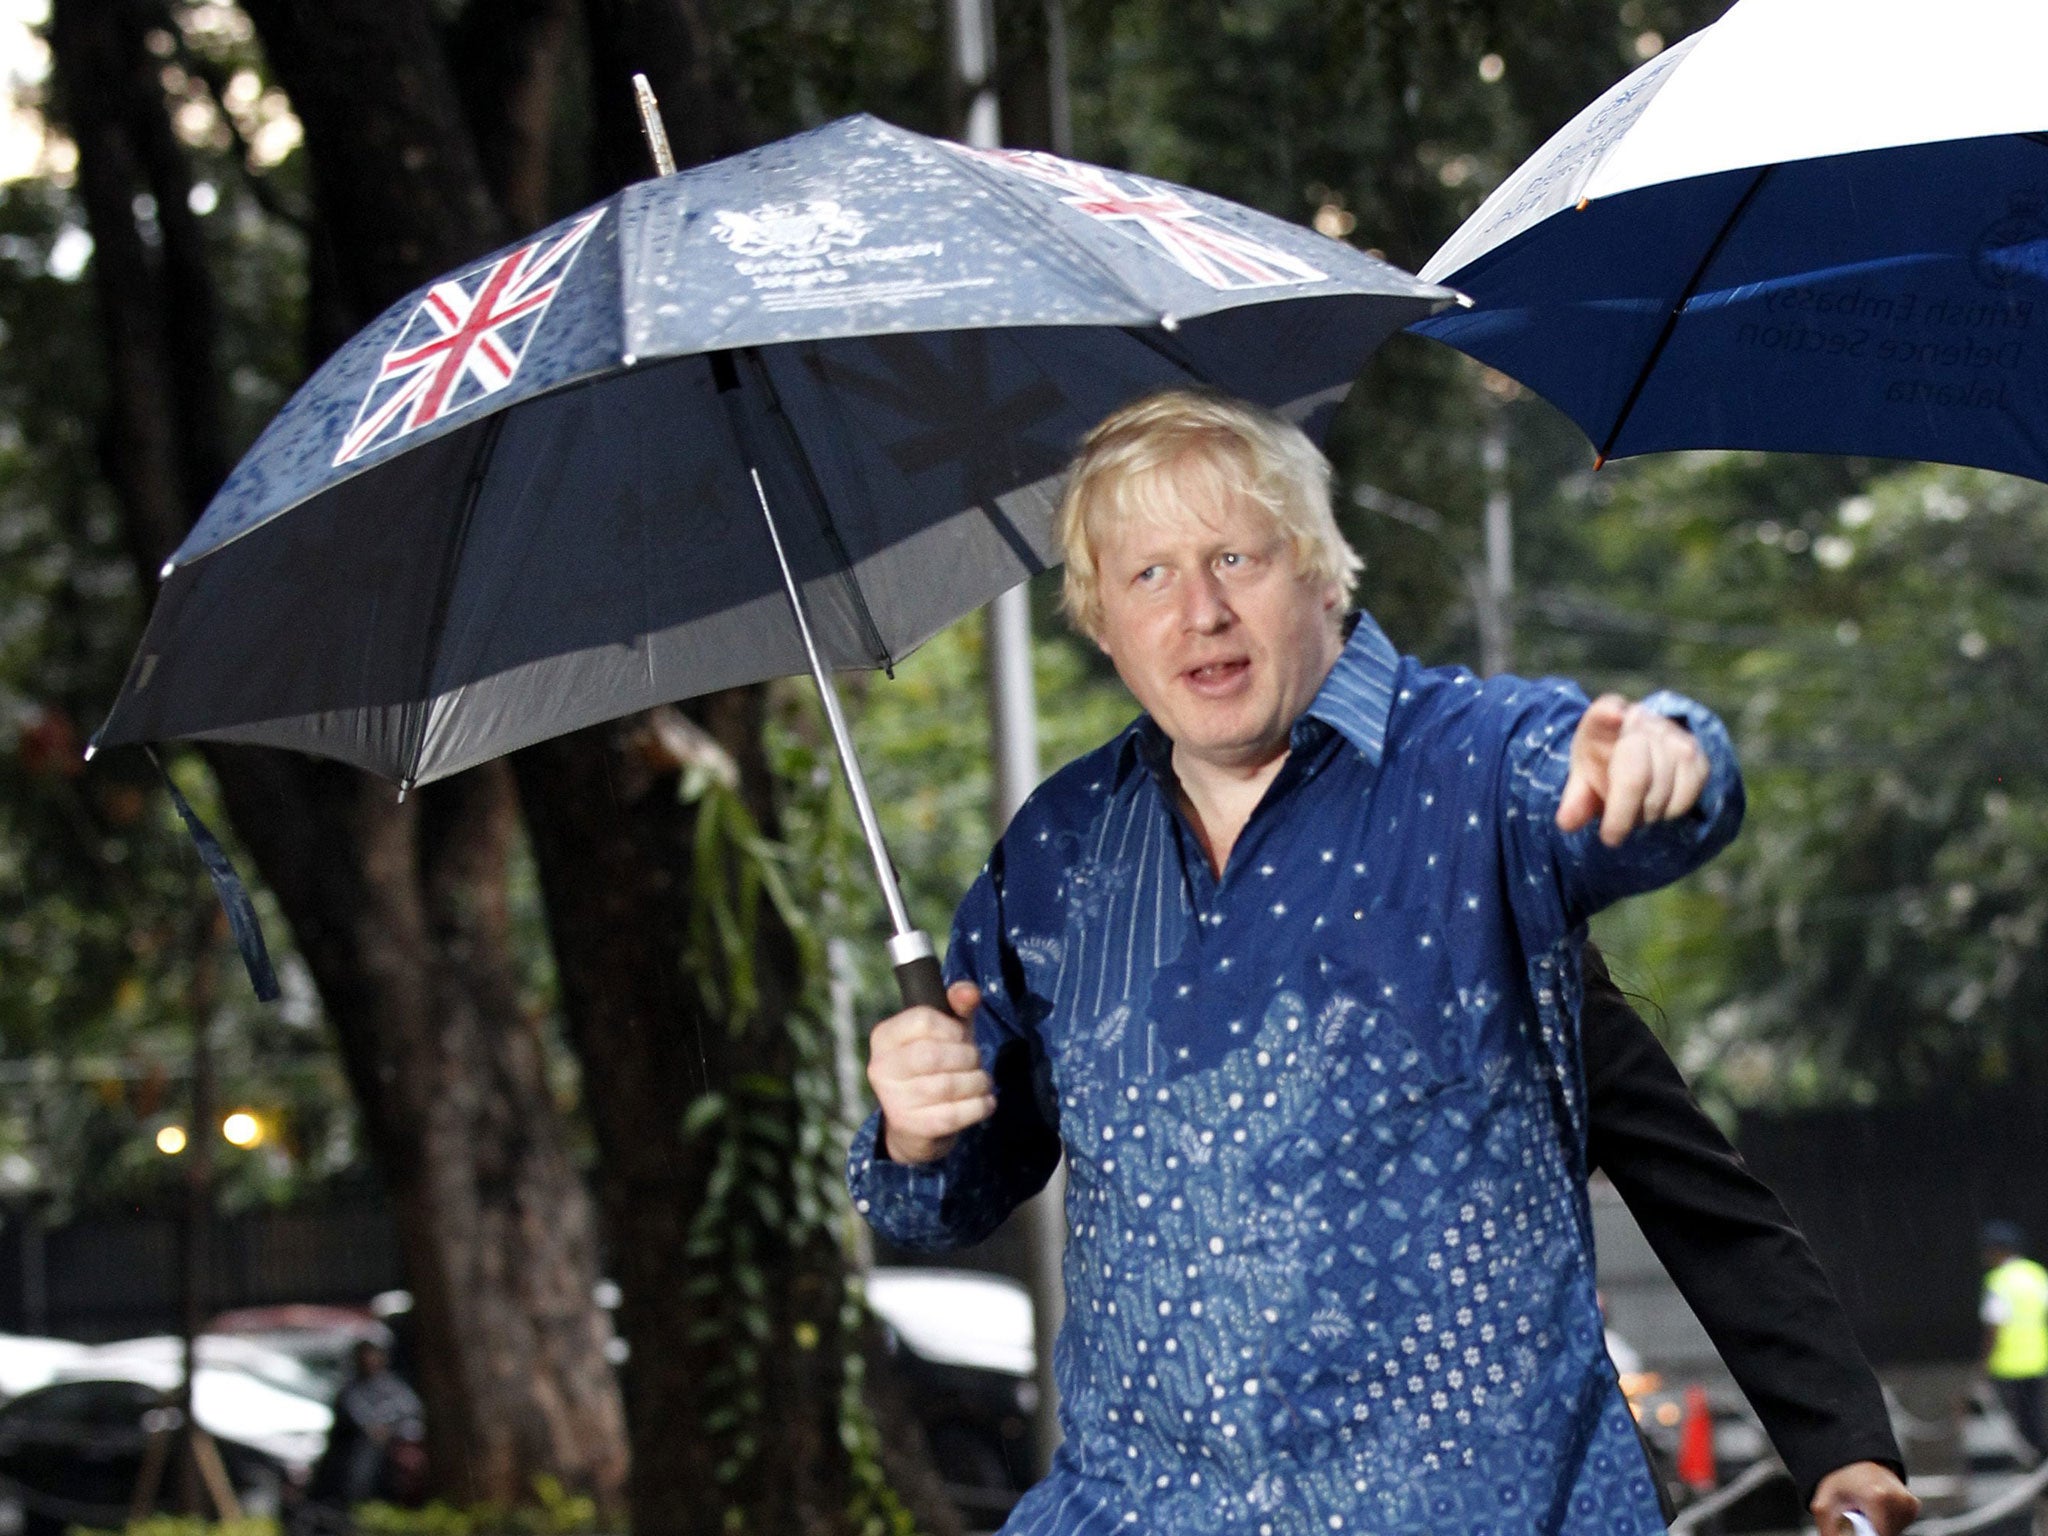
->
[81, 742, 96, 763]
[1575, 197, 1590, 212]
[1592, 452, 1608, 470]
[159, 559, 176, 579]
[1159, 312, 1180, 332]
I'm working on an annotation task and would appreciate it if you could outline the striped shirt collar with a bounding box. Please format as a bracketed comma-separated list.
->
[1305, 608, 1401, 765]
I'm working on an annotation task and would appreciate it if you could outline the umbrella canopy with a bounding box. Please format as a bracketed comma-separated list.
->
[1411, 0, 2048, 481]
[95, 113, 1451, 788]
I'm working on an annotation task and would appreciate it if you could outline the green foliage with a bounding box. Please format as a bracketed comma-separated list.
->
[0, 162, 348, 1215]
[1560, 457, 2048, 1104]
[70, 1519, 280, 1536]
[675, 765, 914, 1536]
[672, 613, 1130, 1533]
[795, 600, 1137, 955]
[353, 1476, 601, 1536]
[70, 1478, 604, 1536]
[1046, 0, 2048, 1108]
[721, 0, 947, 139]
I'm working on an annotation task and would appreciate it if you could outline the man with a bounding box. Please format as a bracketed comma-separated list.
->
[850, 388, 1745, 1535]
[1581, 948, 1917, 1534]
[1981, 1220, 2048, 1457]
[309, 1339, 426, 1509]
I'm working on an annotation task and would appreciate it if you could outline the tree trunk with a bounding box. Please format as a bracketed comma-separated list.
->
[506, 11, 962, 1529]
[48, 0, 628, 1508]
[57, 0, 958, 1525]
[517, 697, 962, 1536]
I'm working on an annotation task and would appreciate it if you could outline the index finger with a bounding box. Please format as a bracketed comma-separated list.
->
[1598, 729, 1654, 847]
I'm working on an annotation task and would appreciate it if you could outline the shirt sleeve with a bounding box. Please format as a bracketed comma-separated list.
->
[1500, 680, 1745, 951]
[846, 845, 1063, 1252]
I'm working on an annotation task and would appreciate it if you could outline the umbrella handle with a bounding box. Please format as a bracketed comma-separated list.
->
[889, 931, 950, 1012]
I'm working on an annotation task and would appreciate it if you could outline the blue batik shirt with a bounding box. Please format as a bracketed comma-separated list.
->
[849, 612, 1743, 1536]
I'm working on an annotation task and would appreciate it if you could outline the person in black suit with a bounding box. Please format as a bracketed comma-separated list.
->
[1583, 943, 1921, 1536]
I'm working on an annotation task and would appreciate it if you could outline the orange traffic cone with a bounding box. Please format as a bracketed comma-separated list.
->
[1676, 1384, 1718, 1492]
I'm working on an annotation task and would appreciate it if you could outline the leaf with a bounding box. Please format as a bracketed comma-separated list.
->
[681, 1092, 728, 1139]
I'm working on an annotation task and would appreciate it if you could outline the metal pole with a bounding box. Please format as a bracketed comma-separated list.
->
[177, 911, 218, 1515]
[944, 0, 1040, 818]
[949, 0, 1065, 1478]
[21, 1202, 45, 1335]
[743, 470, 943, 1001]
[950, 0, 1001, 150]
[632, 73, 677, 175]
[1043, 0, 1073, 157]
[1478, 412, 1514, 676]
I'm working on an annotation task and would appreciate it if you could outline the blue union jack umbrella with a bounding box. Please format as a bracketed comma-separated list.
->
[94, 113, 1452, 1001]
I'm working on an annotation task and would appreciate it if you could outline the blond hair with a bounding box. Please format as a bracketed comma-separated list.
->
[1055, 389, 1362, 640]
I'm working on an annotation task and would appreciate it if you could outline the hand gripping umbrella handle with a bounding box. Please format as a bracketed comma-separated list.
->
[889, 931, 949, 1013]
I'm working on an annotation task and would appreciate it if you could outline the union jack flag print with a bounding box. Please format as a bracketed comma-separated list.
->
[333, 209, 606, 467]
[958, 147, 1326, 291]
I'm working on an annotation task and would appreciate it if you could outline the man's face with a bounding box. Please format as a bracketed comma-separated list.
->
[1089, 454, 1343, 776]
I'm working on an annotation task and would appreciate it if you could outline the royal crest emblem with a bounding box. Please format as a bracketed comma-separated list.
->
[712, 200, 872, 260]
[333, 209, 605, 468]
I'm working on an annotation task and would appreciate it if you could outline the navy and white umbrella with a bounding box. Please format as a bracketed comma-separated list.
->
[95, 112, 1453, 1001]
[1413, 0, 2048, 480]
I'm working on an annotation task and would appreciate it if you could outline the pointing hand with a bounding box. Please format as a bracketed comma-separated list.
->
[1556, 695, 1709, 847]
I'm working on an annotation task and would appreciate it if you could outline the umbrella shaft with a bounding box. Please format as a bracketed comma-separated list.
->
[745, 468, 917, 942]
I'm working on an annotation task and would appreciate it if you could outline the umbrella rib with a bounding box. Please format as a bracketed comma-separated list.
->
[1596, 164, 1774, 467]
[399, 413, 506, 790]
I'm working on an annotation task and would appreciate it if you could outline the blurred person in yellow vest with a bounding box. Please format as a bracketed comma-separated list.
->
[1982, 1219, 2048, 1457]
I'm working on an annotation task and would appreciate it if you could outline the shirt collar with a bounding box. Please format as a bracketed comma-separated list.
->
[1305, 609, 1401, 765]
[1113, 610, 1402, 786]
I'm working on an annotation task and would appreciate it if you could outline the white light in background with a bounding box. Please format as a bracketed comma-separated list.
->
[46, 223, 90, 278]
[0, 0, 52, 185]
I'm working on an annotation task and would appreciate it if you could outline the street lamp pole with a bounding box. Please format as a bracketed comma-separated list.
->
[1479, 409, 1514, 677]
[178, 928, 215, 1513]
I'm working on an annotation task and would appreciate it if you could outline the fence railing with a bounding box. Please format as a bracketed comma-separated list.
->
[1667, 1458, 1787, 1535]
[1915, 1460, 2048, 1536]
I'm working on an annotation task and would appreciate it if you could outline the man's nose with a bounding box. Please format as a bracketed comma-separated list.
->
[1180, 568, 1233, 631]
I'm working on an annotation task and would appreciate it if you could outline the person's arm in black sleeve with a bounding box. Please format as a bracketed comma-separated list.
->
[1581, 941, 1905, 1509]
